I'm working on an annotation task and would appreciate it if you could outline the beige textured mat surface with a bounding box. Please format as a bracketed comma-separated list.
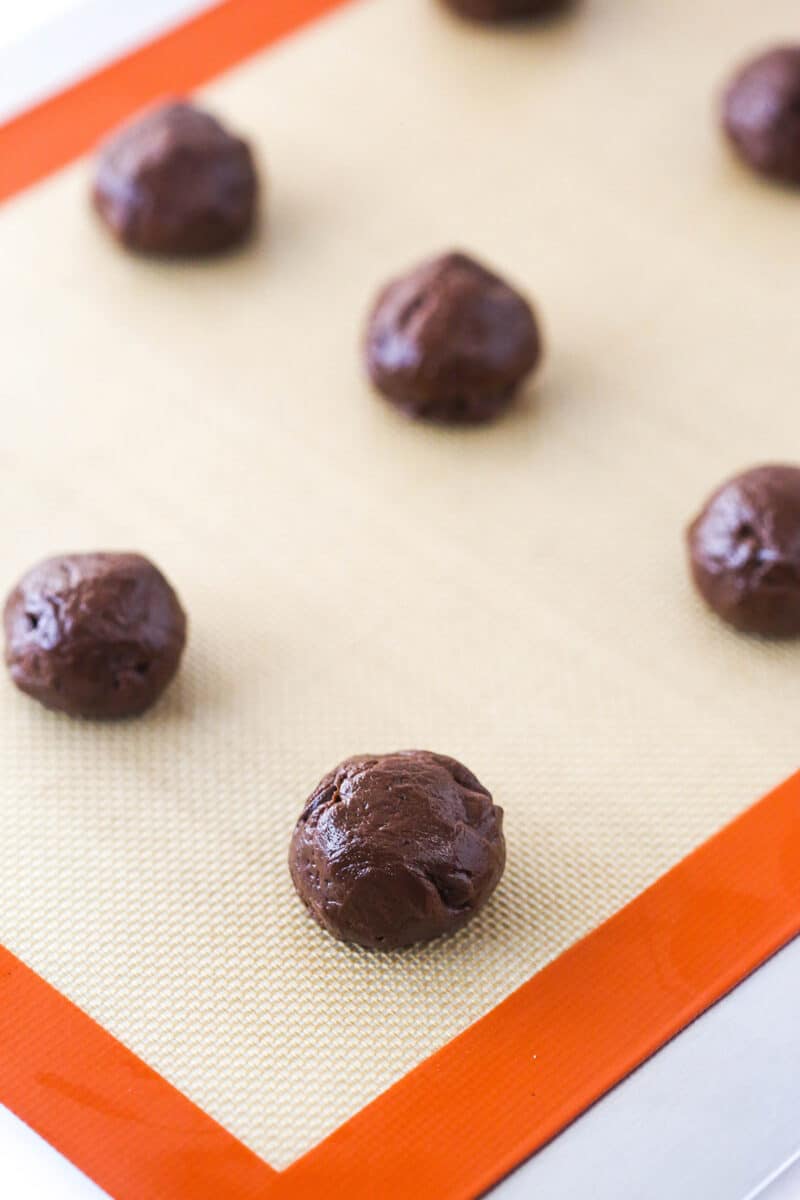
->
[1, 0, 799, 1169]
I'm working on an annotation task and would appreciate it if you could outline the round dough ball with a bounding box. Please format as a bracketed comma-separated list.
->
[442, 0, 573, 21]
[722, 46, 800, 184]
[4, 552, 187, 717]
[687, 465, 800, 636]
[289, 750, 505, 949]
[364, 251, 542, 423]
[93, 100, 258, 255]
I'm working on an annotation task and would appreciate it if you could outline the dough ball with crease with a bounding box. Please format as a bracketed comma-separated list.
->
[364, 251, 541, 424]
[687, 465, 800, 636]
[289, 750, 505, 950]
[93, 99, 258, 255]
[4, 552, 187, 717]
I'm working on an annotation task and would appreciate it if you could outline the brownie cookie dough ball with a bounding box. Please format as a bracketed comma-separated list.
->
[687, 465, 800, 636]
[365, 251, 541, 423]
[722, 47, 800, 184]
[93, 100, 258, 255]
[4, 553, 187, 717]
[289, 750, 505, 949]
[442, 0, 573, 22]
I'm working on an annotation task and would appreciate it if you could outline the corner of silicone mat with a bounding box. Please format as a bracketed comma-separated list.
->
[3, 770, 799, 1199]
[274, 769, 800, 1199]
[2, 764, 798, 1199]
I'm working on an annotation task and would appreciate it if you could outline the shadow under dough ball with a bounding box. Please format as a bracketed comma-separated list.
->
[365, 251, 541, 423]
[722, 46, 800, 184]
[289, 750, 505, 950]
[4, 553, 187, 717]
[687, 465, 800, 636]
[442, 0, 573, 21]
[93, 100, 258, 254]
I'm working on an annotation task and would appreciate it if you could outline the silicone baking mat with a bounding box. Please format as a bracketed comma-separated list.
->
[1, 0, 800, 1196]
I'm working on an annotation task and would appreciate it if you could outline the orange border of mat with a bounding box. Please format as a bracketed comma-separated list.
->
[2, 772, 800, 1200]
[0, 0, 351, 203]
[1, 4, 800, 1198]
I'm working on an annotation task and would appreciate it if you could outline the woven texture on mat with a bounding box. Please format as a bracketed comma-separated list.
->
[1, 0, 799, 1170]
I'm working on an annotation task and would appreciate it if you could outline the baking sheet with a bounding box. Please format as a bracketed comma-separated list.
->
[1, 0, 799, 1169]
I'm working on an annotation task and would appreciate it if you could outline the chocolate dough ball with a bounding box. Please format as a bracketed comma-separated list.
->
[4, 553, 187, 717]
[289, 750, 505, 949]
[722, 47, 800, 184]
[687, 465, 800, 636]
[93, 100, 258, 255]
[442, 0, 573, 22]
[365, 251, 542, 423]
